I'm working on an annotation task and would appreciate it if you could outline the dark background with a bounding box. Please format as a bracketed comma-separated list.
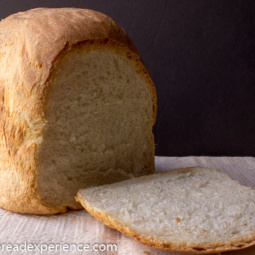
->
[1, 0, 255, 156]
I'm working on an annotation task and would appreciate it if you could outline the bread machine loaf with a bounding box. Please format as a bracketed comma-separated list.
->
[0, 8, 157, 214]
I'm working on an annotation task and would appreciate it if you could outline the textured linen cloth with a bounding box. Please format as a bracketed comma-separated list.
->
[0, 156, 255, 255]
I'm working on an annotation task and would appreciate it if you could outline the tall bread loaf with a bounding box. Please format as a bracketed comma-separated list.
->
[0, 8, 157, 214]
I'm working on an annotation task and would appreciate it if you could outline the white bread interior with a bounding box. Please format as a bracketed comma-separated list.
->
[77, 167, 255, 254]
[37, 44, 155, 210]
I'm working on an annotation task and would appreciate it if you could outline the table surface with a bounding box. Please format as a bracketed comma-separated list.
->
[0, 156, 255, 255]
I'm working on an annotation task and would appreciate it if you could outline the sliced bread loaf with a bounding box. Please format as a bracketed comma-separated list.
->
[0, 8, 156, 214]
[76, 167, 255, 254]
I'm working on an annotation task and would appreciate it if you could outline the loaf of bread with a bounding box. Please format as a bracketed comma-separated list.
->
[0, 8, 157, 214]
[77, 167, 255, 254]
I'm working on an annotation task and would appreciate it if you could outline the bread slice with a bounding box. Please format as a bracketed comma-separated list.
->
[0, 8, 156, 214]
[76, 167, 255, 254]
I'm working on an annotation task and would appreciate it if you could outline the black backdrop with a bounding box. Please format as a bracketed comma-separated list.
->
[1, 0, 255, 156]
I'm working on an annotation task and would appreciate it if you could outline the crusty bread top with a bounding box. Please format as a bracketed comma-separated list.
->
[0, 8, 156, 123]
[0, 7, 139, 70]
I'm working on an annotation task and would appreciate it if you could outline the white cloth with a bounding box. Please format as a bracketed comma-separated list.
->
[0, 157, 255, 255]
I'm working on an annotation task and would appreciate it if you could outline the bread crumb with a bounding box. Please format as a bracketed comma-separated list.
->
[176, 217, 181, 223]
